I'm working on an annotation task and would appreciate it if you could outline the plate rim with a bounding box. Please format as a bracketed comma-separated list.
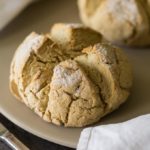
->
[0, 106, 77, 148]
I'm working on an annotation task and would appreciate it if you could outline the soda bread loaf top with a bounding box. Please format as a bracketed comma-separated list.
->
[10, 23, 132, 127]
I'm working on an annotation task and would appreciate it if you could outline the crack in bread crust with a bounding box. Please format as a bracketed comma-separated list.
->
[10, 33, 69, 118]
[20, 53, 55, 116]
[75, 43, 132, 116]
[50, 23, 102, 51]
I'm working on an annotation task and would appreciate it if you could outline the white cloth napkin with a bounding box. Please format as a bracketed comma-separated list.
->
[77, 114, 150, 150]
[0, 0, 35, 30]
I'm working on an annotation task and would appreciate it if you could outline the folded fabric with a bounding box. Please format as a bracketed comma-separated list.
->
[77, 114, 150, 150]
[0, 0, 35, 30]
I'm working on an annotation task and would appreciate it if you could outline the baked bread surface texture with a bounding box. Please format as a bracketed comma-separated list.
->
[10, 32, 68, 117]
[50, 23, 102, 51]
[44, 60, 104, 127]
[10, 23, 132, 127]
[75, 43, 132, 115]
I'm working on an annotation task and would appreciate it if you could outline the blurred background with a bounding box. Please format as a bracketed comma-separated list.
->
[0, 0, 80, 37]
[0, 0, 150, 150]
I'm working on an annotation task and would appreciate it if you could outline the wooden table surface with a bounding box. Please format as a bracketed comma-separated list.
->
[0, 114, 75, 150]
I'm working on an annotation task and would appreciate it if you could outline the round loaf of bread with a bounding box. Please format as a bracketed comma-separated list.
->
[78, 0, 150, 46]
[10, 24, 132, 127]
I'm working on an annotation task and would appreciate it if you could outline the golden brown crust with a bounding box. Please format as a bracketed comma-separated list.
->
[44, 60, 104, 127]
[10, 32, 46, 102]
[10, 32, 67, 117]
[10, 27, 133, 127]
[50, 23, 102, 52]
